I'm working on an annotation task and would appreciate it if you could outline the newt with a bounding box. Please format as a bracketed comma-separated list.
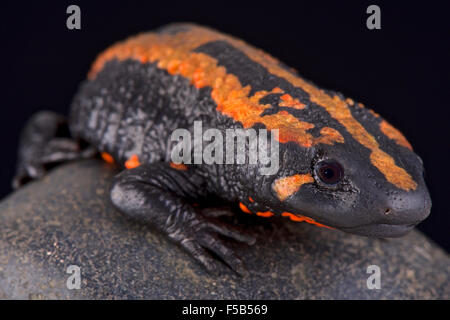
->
[13, 23, 431, 274]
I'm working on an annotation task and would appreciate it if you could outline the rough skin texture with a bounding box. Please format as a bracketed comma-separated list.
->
[13, 23, 432, 273]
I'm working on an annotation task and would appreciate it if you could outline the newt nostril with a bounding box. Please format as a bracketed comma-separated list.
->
[381, 189, 431, 226]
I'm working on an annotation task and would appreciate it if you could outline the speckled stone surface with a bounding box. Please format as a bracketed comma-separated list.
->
[0, 159, 448, 299]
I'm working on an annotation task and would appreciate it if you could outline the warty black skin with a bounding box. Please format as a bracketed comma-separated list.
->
[13, 24, 431, 274]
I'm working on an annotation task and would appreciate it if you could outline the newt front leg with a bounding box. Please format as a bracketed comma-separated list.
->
[110, 162, 255, 275]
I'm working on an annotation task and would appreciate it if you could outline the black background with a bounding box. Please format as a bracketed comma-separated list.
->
[1, 1, 448, 251]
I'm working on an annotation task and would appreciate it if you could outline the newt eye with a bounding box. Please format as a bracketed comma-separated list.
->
[315, 160, 344, 185]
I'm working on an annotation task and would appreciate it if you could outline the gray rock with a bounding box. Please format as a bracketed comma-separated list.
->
[0, 159, 448, 299]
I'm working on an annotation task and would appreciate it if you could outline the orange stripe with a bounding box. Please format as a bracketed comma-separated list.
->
[379, 120, 413, 151]
[281, 212, 333, 229]
[256, 211, 274, 218]
[239, 202, 251, 214]
[88, 27, 343, 149]
[230, 34, 417, 191]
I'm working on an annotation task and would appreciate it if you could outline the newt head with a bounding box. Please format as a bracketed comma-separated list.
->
[258, 97, 432, 238]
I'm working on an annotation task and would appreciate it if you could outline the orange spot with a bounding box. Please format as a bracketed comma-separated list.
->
[88, 24, 415, 191]
[125, 154, 141, 169]
[248, 196, 254, 202]
[281, 212, 333, 229]
[239, 202, 251, 214]
[101, 152, 115, 164]
[279, 93, 305, 109]
[314, 127, 345, 145]
[170, 162, 188, 170]
[256, 211, 274, 218]
[369, 109, 380, 118]
[272, 87, 283, 93]
[346, 98, 354, 105]
[272, 174, 314, 201]
[380, 120, 413, 151]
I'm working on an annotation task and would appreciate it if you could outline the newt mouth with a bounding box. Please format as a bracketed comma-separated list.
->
[339, 223, 417, 238]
